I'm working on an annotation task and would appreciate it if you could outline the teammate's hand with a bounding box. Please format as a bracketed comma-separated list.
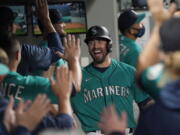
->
[3, 96, 16, 132]
[50, 66, 73, 115]
[98, 105, 127, 135]
[148, 0, 176, 24]
[35, 0, 56, 33]
[15, 94, 50, 131]
[56, 35, 81, 62]
[35, 0, 49, 20]
[50, 66, 72, 99]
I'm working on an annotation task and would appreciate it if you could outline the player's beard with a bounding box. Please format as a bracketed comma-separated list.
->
[89, 49, 108, 64]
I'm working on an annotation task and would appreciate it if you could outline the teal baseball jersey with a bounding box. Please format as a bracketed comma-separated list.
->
[119, 35, 142, 67]
[140, 63, 172, 100]
[71, 59, 149, 132]
[1, 72, 57, 103]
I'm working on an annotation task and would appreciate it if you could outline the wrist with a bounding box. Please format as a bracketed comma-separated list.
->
[57, 95, 69, 104]
[58, 99, 72, 115]
[68, 57, 79, 64]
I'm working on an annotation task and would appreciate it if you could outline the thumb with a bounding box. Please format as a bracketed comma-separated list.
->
[55, 51, 64, 59]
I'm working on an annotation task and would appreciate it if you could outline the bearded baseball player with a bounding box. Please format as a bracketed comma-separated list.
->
[71, 25, 151, 135]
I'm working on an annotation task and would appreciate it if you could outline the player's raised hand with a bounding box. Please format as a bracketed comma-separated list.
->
[55, 35, 82, 92]
[50, 66, 72, 99]
[50, 66, 73, 115]
[35, 0, 49, 20]
[15, 94, 50, 131]
[148, 0, 176, 24]
[3, 96, 16, 132]
[35, 0, 55, 33]
[56, 35, 81, 62]
[98, 105, 127, 135]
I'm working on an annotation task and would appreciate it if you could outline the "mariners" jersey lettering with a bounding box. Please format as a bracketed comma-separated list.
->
[1, 82, 25, 100]
[83, 86, 129, 103]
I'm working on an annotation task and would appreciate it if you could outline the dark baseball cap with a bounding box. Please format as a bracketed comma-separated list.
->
[0, 6, 15, 25]
[118, 9, 145, 33]
[160, 17, 180, 52]
[49, 9, 62, 24]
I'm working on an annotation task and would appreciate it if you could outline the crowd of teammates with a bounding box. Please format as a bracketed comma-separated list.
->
[0, 0, 180, 135]
[0, 0, 81, 134]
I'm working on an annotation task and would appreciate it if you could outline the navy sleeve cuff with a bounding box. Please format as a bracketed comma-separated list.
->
[56, 113, 73, 129]
[0, 122, 11, 135]
[47, 32, 64, 53]
[13, 126, 31, 135]
[109, 131, 125, 135]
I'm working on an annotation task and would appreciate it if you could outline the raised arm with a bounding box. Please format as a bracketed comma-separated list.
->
[136, 0, 176, 76]
[56, 35, 82, 92]
[31, 66, 74, 133]
[18, 0, 64, 75]
[36, 0, 64, 53]
[51, 66, 73, 116]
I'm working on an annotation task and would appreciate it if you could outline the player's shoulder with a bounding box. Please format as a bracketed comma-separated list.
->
[112, 59, 136, 73]
[81, 63, 92, 72]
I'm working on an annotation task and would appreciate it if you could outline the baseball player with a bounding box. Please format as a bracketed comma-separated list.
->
[32, 9, 67, 77]
[71, 25, 150, 135]
[118, 10, 145, 67]
[118, 10, 155, 103]
[0, 49, 74, 135]
[0, 0, 64, 75]
[126, 0, 176, 100]
[0, 33, 81, 104]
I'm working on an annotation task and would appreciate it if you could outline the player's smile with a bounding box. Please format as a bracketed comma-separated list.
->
[93, 49, 103, 56]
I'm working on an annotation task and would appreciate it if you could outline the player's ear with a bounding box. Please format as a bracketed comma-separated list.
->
[128, 28, 136, 35]
[15, 50, 21, 61]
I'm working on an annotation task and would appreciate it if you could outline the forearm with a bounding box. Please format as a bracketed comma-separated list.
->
[58, 97, 72, 116]
[68, 58, 82, 92]
[137, 24, 161, 76]
[40, 17, 55, 33]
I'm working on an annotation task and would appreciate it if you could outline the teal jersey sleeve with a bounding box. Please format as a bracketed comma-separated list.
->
[2, 72, 57, 103]
[131, 82, 149, 103]
[140, 64, 165, 100]
[123, 49, 140, 67]
[55, 59, 66, 67]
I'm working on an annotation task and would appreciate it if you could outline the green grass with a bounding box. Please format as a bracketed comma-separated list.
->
[16, 29, 27, 35]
